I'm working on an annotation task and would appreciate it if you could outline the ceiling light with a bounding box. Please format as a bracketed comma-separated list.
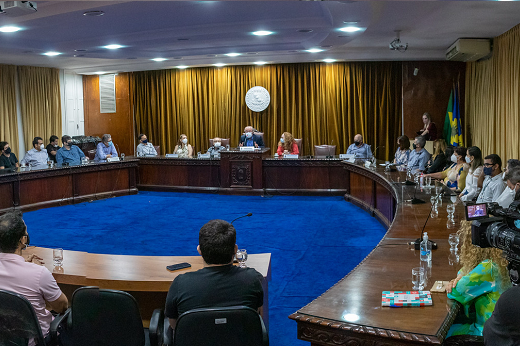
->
[103, 44, 124, 50]
[94, 71, 106, 75]
[152, 58, 168, 62]
[252, 31, 273, 36]
[0, 26, 22, 33]
[254, 61, 267, 65]
[339, 26, 362, 33]
[225, 53, 241, 57]
[83, 11, 104, 16]
[323, 59, 336, 63]
[43, 51, 61, 56]
[176, 65, 189, 69]
[213, 63, 226, 67]
[306, 48, 324, 53]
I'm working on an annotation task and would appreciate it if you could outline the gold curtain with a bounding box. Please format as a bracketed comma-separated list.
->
[17, 66, 62, 152]
[0, 65, 19, 158]
[466, 23, 520, 161]
[133, 62, 401, 159]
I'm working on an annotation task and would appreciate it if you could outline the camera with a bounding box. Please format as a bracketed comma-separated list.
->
[466, 201, 520, 285]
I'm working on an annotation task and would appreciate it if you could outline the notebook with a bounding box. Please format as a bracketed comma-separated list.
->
[381, 291, 432, 307]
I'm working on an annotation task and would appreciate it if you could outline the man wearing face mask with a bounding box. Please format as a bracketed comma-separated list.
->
[56, 135, 85, 166]
[0, 211, 69, 342]
[0, 141, 19, 170]
[21, 137, 49, 168]
[46, 135, 60, 163]
[207, 137, 226, 157]
[346, 134, 373, 159]
[496, 167, 520, 208]
[136, 134, 158, 157]
[476, 154, 506, 204]
[94, 134, 118, 162]
[407, 136, 431, 172]
[238, 126, 264, 148]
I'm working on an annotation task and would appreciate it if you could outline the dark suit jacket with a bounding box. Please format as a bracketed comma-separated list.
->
[239, 134, 264, 147]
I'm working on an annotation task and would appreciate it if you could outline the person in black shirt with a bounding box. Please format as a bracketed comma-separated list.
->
[46, 135, 60, 163]
[426, 139, 448, 174]
[483, 285, 520, 345]
[0, 141, 19, 170]
[164, 219, 264, 330]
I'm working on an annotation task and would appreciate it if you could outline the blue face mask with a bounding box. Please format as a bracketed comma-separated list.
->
[483, 166, 493, 175]
[280, 138, 284, 144]
[108, 141, 113, 146]
[142, 139, 148, 144]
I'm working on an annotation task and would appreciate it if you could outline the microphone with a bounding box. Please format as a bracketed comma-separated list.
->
[231, 213, 252, 224]
[372, 145, 384, 160]
[409, 191, 442, 250]
[410, 182, 425, 204]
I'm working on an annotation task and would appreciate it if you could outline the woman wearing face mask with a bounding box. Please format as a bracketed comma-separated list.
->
[174, 134, 193, 158]
[276, 132, 299, 156]
[459, 146, 484, 202]
[393, 135, 411, 165]
[496, 167, 520, 208]
[424, 146, 468, 192]
[0, 141, 19, 170]
[425, 139, 448, 174]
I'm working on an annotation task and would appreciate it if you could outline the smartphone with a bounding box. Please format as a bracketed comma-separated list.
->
[166, 262, 191, 271]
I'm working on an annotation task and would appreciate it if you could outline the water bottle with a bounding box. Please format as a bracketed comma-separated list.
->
[420, 174, 424, 188]
[420, 232, 432, 263]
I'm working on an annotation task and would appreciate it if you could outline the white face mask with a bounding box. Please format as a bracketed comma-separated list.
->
[214, 142, 221, 148]
[451, 154, 458, 163]
[182, 138, 188, 144]
[503, 172, 507, 179]
[245, 132, 253, 139]
[465, 156, 472, 164]
[39, 144, 44, 150]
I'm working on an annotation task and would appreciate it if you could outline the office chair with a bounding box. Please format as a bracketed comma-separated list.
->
[171, 306, 268, 346]
[0, 289, 64, 346]
[294, 139, 303, 155]
[154, 146, 161, 156]
[314, 145, 336, 157]
[60, 286, 162, 346]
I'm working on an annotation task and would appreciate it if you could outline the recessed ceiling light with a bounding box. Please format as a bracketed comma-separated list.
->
[213, 63, 226, 67]
[225, 53, 241, 57]
[152, 58, 168, 62]
[0, 26, 22, 33]
[323, 59, 336, 63]
[103, 44, 124, 50]
[43, 51, 62, 56]
[339, 26, 362, 33]
[298, 29, 313, 33]
[94, 72, 106, 75]
[176, 65, 189, 69]
[252, 31, 273, 36]
[254, 61, 267, 65]
[83, 10, 104, 16]
[306, 48, 324, 53]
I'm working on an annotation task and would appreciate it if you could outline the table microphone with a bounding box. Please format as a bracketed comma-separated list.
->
[408, 191, 442, 250]
[410, 183, 425, 204]
[231, 213, 252, 224]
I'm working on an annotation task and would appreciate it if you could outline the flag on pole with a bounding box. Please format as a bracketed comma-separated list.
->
[443, 84, 463, 146]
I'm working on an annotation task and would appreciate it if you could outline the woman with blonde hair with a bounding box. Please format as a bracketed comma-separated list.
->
[417, 112, 437, 140]
[276, 132, 299, 156]
[173, 134, 193, 158]
[425, 139, 448, 174]
[445, 220, 511, 337]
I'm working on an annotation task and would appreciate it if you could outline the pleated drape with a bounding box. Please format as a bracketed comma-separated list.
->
[0, 65, 19, 158]
[466, 24, 520, 161]
[133, 62, 402, 159]
[17, 66, 62, 152]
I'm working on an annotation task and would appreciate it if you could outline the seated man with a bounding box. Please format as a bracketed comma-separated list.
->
[407, 136, 431, 172]
[165, 219, 264, 330]
[483, 285, 520, 345]
[56, 135, 85, 166]
[46, 135, 60, 163]
[207, 137, 226, 157]
[238, 126, 264, 148]
[94, 134, 118, 162]
[346, 134, 372, 159]
[0, 141, 19, 170]
[476, 154, 506, 204]
[136, 134, 158, 156]
[0, 211, 68, 340]
[21, 137, 48, 167]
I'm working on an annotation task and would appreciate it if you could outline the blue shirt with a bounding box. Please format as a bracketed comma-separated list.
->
[408, 148, 430, 172]
[346, 143, 372, 159]
[94, 142, 118, 162]
[246, 138, 254, 147]
[56, 145, 85, 166]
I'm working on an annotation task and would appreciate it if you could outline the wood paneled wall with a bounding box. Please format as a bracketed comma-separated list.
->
[402, 61, 466, 142]
[83, 73, 134, 156]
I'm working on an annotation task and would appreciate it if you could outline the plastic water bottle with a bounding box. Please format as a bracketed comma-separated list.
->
[420, 232, 432, 263]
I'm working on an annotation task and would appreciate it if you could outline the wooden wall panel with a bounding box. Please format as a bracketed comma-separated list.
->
[83, 73, 134, 157]
[19, 175, 72, 206]
[74, 169, 130, 197]
[349, 171, 373, 208]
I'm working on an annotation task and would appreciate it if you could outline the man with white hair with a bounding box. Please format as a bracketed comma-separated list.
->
[238, 126, 264, 148]
[346, 134, 373, 159]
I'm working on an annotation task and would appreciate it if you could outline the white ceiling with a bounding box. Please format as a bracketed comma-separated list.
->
[0, 0, 519, 74]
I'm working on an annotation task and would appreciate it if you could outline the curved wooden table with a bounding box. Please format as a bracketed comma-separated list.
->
[289, 163, 462, 345]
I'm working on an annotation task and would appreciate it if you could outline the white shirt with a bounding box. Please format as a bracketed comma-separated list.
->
[476, 173, 507, 204]
[21, 148, 48, 167]
[460, 166, 483, 202]
[137, 142, 158, 156]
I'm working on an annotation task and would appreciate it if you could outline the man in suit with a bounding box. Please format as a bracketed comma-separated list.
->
[238, 126, 264, 148]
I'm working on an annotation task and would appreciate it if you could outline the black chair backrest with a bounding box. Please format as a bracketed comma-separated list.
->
[68, 286, 145, 346]
[173, 306, 268, 346]
[0, 289, 46, 346]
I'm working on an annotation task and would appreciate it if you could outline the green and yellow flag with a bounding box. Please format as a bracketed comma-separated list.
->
[443, 84, 463, 146]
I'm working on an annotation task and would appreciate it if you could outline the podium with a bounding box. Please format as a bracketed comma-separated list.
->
[220, 148, 270, 190]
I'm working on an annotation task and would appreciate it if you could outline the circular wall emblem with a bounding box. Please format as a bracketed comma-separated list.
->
[245, 86, 270, 112]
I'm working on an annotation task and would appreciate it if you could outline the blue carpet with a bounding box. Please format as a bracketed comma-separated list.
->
[23, 192, 387, 346]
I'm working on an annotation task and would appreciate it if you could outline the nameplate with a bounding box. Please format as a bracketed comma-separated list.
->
[107, 157, 120, 162]
[340, 154, 355, 162]
[165, 154, 179, 158]
[240, 146, 255, 152]
[198, 153, 211, 159]
[283, 154, 299, 159]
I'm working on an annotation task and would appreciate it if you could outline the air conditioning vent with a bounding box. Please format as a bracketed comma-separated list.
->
[446, 39, 491, 62]
[99, 74, 116, 113]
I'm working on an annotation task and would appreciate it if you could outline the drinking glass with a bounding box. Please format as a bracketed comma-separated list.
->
[412, 267, 425, 290]
[447, 203, 456, 218]
[448, 251, 459, 266]
[431, 208, 439, 218]
[121, 153, 125, 160]
[424, 176, 431, 187]
[236, 249, 248, 268]
[448, 233, 459, 251]
[430, 196, 438, 207]
[53, 248, 63, 267]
